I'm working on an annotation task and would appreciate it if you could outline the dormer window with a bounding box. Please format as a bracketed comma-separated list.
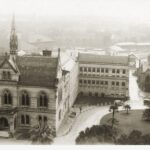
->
[2, 71, 11, 80]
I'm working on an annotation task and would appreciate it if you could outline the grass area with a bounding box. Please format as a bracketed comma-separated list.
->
[100, 109, 150, 135]
[75, 96, 125, 106]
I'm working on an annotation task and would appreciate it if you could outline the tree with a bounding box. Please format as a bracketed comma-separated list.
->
[76, 124, 119, 144]
[108, 105, 119, 128]
[117, 130, 143, 145]
[30, 122, 55, 144]
[124, 104, 131, 114]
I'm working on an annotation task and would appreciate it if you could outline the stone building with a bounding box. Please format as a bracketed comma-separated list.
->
[0, 16, 78, 136]
[78, 53, 129, 99]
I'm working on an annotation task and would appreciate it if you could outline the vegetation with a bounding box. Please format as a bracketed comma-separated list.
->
[76, 125, 150, 145]
[76, 124, 119, 144]
[30, 123, 55, 144]
[142, 108, 150, 121]
[124, 104, 131, 114]
[117, 130, 150, 145]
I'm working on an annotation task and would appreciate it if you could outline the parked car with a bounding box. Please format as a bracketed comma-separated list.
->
[114, 100, 124, 106]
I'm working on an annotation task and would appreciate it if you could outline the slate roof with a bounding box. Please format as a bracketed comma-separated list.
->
[79, 53, 129, 65]
[16, 56, 58, 87]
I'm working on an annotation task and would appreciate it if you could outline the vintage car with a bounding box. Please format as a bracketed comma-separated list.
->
[114, 99, 124, 106]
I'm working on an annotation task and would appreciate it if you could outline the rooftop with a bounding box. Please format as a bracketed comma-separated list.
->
[16, 56, 58, 87]
[79, 53, 129, 65]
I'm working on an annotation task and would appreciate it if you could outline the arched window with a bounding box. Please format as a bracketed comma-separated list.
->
[2, 71, 11, 80]
[20, 91, 30, 106]
[38, 115, 48, 124]
[21, 114, 30, 125]
[43, 116, 47, 122]
[38, 92, 48, 107]
[2, 71, 6, 80]
[3, 90, 12, 105]
[7, 71, 11, 80]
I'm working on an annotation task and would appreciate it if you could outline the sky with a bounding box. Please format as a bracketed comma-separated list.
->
[0, 0, 150, 23]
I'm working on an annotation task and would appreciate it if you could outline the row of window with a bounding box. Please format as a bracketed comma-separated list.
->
[20, 114, 48, 125]
[80, 67, 126, 74]
[79, 79, 126, 86]
[2, 90, 48, 107]
[79, 91, 126, 97]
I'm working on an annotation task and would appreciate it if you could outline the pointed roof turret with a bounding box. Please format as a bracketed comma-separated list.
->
[10, 14, 18, 56]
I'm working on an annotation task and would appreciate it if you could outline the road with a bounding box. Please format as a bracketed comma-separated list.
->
[54, 69, 148, 144]
[128, 69, 148, 109]
[53, 106, 109, 145]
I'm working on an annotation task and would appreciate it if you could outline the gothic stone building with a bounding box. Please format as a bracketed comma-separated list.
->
[0, 16, 76, 136]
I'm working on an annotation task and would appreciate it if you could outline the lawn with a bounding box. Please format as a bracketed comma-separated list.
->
[100, 109, 150, 135]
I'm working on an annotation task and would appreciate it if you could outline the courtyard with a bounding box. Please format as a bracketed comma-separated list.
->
[100, 109, 150, 136]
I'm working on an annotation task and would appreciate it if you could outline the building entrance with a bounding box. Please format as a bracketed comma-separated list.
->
[0, 117, 9, 130]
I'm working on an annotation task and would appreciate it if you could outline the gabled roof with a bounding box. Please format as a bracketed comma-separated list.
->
[79, 53, 129, 65]
[0, 56, 18, 73]
[16, 56, 58, 87]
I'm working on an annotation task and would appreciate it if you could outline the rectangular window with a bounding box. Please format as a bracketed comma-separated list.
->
[97, 68, 100, 72]
[88, 67, 91, 72]
[116, 82, 119, 86]
[101, 81, 104, 85]
[80, 67, 83, 72]
[21, 115, 30, 125]
[21, 115, 25, 124]
[92, 68, 95, 72]
[26, 115, 30, 124]
[84, 80, 87, 84]
[79, 79, 82, 84]
[105, 69, 108, 73]
[92, 80, 95, 84]
[96, 80, 99, 84]
[112, 69, 115, 73]
[101, 68, 104, 73]
[84, 67, 87, 72]
[105, 81, 108, 85]
[88, 80, 91, 84]
[117, 69, 120, 73]
[112, 81, 115, 86]
[122, 82, 126, 86]
[123, 69, 126, 74]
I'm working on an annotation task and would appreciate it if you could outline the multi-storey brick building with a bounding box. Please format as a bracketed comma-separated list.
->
[78, 53, 129, 99]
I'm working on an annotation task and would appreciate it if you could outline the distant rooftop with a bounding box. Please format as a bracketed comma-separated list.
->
[79, 53, 129, 65]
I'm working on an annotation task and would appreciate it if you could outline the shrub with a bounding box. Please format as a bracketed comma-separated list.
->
[76, 124, 118, 144]
[116, 130, 150, 145]
[142, 108, 150, 121]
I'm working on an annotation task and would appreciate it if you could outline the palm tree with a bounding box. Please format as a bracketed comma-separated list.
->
[124, 104, 131, 114]
[30, 122, 55, 144]
[108, 105, 119, 128]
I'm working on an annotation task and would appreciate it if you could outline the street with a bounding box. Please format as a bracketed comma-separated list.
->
[54, 69, 148, 144]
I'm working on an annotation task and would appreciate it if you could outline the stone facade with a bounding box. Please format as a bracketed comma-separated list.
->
[78, 53, 129, 99]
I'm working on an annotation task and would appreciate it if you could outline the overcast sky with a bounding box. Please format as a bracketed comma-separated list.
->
[0, 0, 150, 23]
